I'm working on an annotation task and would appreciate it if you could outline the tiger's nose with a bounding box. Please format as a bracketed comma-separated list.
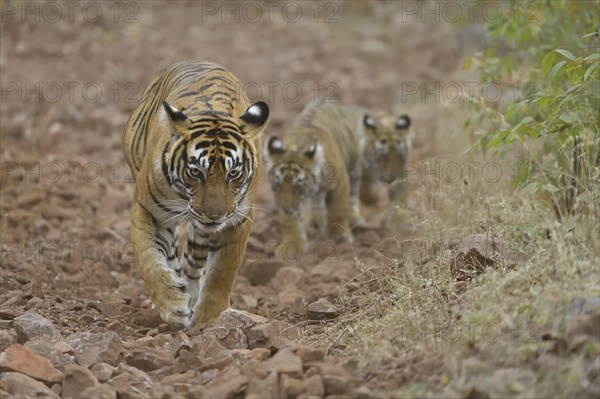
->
[204, 210, 227, 221]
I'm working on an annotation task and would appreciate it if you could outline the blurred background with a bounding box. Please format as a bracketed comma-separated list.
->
[1, 1, 598, 398]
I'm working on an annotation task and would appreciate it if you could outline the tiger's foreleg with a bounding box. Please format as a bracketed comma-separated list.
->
[348, 167, 365, 227]
[385, 178, 411, 225]
[275, 212, 308, 261]
[325, 172, 352, 243]
[307, 192, 327, 237]
[359, 169, 381, 206]
[179, 223, 209, 307]
[190, 219, 252, 330]
[130, 203, 192, 327]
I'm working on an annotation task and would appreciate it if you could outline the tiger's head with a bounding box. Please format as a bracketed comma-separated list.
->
[362, 113, 412, 183]
[265, 137, 323, 216]
[160, 100, 269, 231]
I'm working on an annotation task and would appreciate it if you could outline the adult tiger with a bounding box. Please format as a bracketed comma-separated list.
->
[265, 100, 411, 259]
[122, 61, 269, 328]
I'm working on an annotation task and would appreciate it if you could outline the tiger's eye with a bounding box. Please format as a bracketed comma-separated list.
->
[228, 169, 241, 179]
[189, 168, 202, 178]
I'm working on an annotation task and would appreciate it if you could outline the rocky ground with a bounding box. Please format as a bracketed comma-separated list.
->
[2, 2, 598, 399]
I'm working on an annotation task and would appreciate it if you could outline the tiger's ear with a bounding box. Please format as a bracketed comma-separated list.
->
[304, 142, 318, 158]
[395, 115, 411, 129]
[161, 101, 190, 136]
[267, 136, 285, 155]
[304, 142, 323, 163]
[363, 114, 376, 129]
[239, 101, 269, 139]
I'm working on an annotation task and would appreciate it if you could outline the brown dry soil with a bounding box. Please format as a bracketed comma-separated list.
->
[0, 3, 490, 398]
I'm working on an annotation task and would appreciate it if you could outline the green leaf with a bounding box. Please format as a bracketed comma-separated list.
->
[523, 182, 540, 195]
[559, 113, 575, 124]
[549, 60, 567, 79]
[577, 191, 591, 202]
[554, 49, 577, 61]
[541, 51, 557, 76]
[542, 183, 560, 193]
[584, 53, 600, 61]
[587, 81, 600, 99]
[543, 137, 555, 155]
[584, 62, 599, 81]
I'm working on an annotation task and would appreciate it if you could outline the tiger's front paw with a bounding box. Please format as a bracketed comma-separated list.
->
[348, 212, 366, 228]
[307, 213, 326, 237]
[360, 184, 381, 206]
[189, 301, 229, 333]
[327, 222, 353, 244]
[152, 274, 192, 328]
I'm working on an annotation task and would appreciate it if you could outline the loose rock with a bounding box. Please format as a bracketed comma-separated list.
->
[246, 371, 279, 399]
[307, 298, 339, 320]
[323, 374, 349, 395]
[172, 349, 203, 374]
[62, 364, 100, 399]
[67, 331, 122, 366]
[80, 383, 118, 399]
[0, 327, 15, 352]
[280, 374, 304, 398]
[0, 343, 63, 383]
[303, 374, 325, 397]
[0, 371, 61, 398]
[206, 366, 249, 399]
[450, 234, 506, 281]
[265, 348, 303, 378]
[125, 347, 175, 372]
[13, 312, 61, 343]
[91, 362, 116, 382]
[294, 346, 325, 365]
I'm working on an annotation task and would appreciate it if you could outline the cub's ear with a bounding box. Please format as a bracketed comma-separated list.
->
[363, 114, 376, 129]
[239, 101, 270, 139]
[267, 136, 285, 155]
[395, 115, 411, 129]
[161, 101, 190, 135]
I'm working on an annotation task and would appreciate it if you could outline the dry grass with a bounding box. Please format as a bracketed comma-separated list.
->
[299, 97, 600, 398]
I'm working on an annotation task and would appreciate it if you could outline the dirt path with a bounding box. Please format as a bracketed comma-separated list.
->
[1, 3, 476, 397]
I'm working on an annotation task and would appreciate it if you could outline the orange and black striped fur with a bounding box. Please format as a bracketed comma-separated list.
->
[265, 100, 411, 259]
[122, 61, 269, 328]
[361, 110, 412, 224]
[265, 100, 363, 260]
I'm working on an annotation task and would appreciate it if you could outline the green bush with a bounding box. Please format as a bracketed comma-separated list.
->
[472, 0, 599, 221]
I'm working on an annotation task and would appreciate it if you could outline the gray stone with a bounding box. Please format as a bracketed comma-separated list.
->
[307, 298, 339, 320]
[80, 384, 117, 399]
[62, 364, 100, 399]
[67, 331, 122, 366]
[13, 312, 61, 343]
[125, 347, 175, 372]
[0, 371, 60, 398]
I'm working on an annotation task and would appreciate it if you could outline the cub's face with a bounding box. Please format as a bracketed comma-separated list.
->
[160, 101, 269, 231]
[265, 137, 322, 216]
[362, 113, 412, 183]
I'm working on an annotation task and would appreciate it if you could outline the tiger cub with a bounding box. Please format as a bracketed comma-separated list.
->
[122, 61, 269, 328]
[265, 100, 412, 260]
[361, 111, 412, 224]
[266, 100, 360, 260]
